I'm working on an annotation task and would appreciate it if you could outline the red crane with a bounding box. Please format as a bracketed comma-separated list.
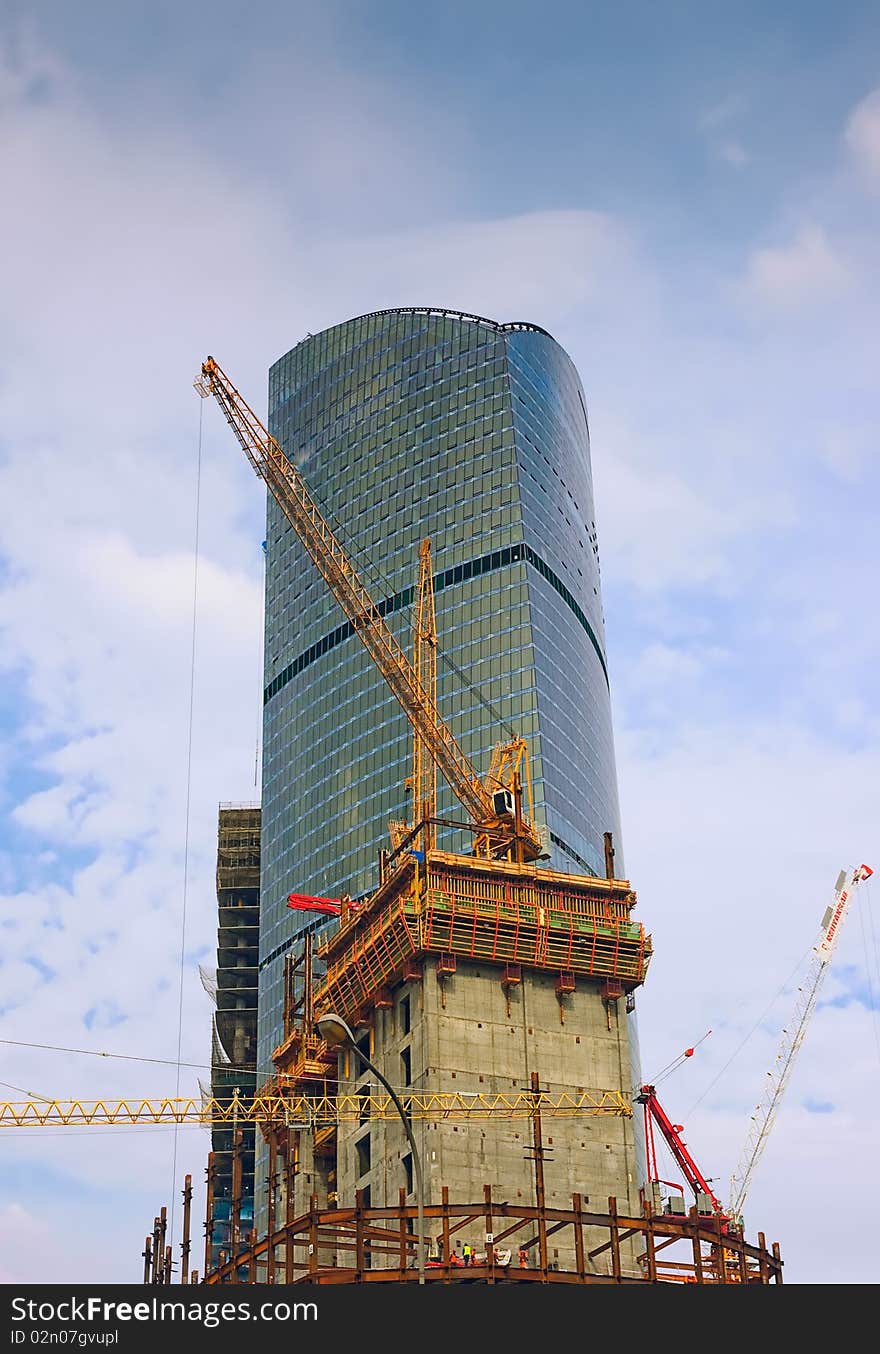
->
[637, 1084, 725, 1217]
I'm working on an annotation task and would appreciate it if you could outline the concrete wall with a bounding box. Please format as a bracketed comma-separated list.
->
[325, 960, 640, 1269]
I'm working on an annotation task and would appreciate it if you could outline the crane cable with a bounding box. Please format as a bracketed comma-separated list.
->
[0, 1035, 294, 1084]
[685, 941, 813, 1119]
[647, 1030, 712, 1089]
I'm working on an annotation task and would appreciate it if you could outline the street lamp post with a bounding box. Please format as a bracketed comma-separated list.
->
[316, 1011, 426, 1285]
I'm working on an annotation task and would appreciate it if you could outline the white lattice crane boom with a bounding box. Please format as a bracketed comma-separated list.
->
[728, 863, 873, 1220]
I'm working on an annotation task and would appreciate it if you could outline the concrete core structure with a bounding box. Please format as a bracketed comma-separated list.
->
[279, 848, 650, 1272]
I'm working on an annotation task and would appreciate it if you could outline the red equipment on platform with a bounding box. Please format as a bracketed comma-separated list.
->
[287, 893, 344, 917]
[638, 1084, 726, 1216]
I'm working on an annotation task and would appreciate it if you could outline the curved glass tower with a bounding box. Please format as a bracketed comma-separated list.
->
[258, 307, 628, 1077]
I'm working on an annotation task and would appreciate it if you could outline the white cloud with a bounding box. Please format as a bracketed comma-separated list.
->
[744, 225, 850, 307]
[817, 428, 871, 484]
[699, 91, 749, 130]
[845, 87, 880, 183]
[698, 92, 750, 169]
[595, 441, 777, 593]
[719, 138, 749, 168]
[317, 210, 629, 326]
[0, 1204, 64, 1284]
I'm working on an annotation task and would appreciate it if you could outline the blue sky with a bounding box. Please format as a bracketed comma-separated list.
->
[0, 1, 878, 1284]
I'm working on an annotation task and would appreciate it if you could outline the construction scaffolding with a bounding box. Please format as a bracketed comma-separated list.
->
[209, 805, 261, 1272]
[317, 849, 650, 1030]
[143, 1182, 783, 1285]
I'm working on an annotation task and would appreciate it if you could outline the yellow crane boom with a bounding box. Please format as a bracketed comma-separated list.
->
[195, 356, 543, 861]
[0, 1089, 631, 1127]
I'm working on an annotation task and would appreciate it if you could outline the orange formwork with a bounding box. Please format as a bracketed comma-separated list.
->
[317, 849, 651, 1027]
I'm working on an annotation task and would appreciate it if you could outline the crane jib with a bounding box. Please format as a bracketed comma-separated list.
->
[197, 355, 543, 861]
[728, 862, 872, 1219]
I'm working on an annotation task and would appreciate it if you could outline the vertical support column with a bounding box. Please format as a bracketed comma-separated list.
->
[142, 1236, 152, 1285]
[690, 1208, 704, 1283]
[441, 1185, 450, 1277]
[248, 1229, 257, 1284]
[642, 1200, 657, 1281]
[163, 1246, 172, 1285]
[150, 1215, 161, 1283]
[603, 831, 615, 879]
[266, 1130, 277, 1284]
[203, 1152, 216, 1281]
[157, 1208, 168, 1283]
[484, 1184, 495, 1280]
[530, 1072, 548, 1274]
[513, 773, 525, 865]
[715, 1214, 728, 1285]
[737, 1234, 749, 1285]
[354, 1188, 365, 1280]
[308, 1193, 319, 1279]
[285, 1135, 296, 1284]
[608, 1197, 622, 1282]
[231, 1127, 243, 1260]
[572, 1193, 585, 1280]
[181, 1174, 192, 1285]
[772, 1241, 783, 1284]
[398, 1187, 408, 1278]
[757, 1231, 770, 1284]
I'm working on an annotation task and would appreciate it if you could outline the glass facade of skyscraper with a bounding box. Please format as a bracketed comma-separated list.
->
[257, 307, 625, 1079]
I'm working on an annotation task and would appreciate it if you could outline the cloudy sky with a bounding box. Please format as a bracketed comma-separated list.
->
[1, 0, 878, 1285]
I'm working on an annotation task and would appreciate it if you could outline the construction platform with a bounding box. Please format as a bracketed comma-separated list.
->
[261, 847, 653, 1234]
[203, 1190, 783, 1285]
[313, 848, 651, 1031]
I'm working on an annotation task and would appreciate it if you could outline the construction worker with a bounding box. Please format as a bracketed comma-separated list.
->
[517, 1245, 529, 1268]
[463, 1241, 473, 1266]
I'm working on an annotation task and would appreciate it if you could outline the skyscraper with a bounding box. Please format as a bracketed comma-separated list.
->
[256, 307, 643, 1226]
[261, 311, 625, 1020]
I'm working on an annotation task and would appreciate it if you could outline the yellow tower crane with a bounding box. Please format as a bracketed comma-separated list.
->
[0, 1088, 631, 1128]
[194, 355, 544, 863]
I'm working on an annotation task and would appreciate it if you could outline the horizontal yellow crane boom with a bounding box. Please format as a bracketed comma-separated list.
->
[0, 1089, 631, 1128]
[195, 356, 543, 862]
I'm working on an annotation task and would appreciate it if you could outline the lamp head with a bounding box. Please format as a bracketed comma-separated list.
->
[316, 1012, 354, 1048]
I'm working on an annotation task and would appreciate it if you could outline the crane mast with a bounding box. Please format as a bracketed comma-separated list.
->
[195, 356, 543, 862]
[411, 537, 438, 851]
[728, 863, 873, 1220]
